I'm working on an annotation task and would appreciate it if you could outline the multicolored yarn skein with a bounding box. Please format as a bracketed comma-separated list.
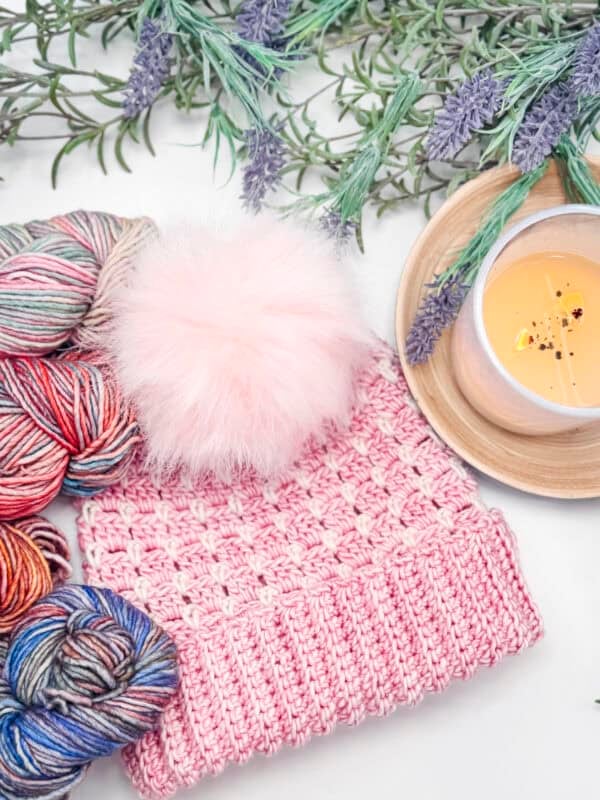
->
[0, 210, 156, 356]
[0, 516, 71, 634]
[0, 210, 178, 800]
[0, 210, 154, 518]
[0, 357, 139, 518]
[0, 584, 179, 800]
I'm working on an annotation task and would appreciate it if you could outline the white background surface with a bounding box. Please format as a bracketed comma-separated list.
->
[4, 16, 600, 800]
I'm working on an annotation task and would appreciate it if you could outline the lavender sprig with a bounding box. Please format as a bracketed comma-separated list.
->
[241, 126, 286, 212]
[319, 209, 357, 243]
[237, 0, 293, 44]
[236, 1, 292, 209]
[405, 271, 470, 365]
[426, 69, 505, 161]
[570, 23, 600, 97]
[236, 0, 295, 81]
[512, 82, 577, 173]
[405, 161, 548, 365]
[123, 17, 172, 119]
[316, 72, 421, 237]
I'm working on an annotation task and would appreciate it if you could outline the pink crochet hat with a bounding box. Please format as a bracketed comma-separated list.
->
[78, 343, 542, 799]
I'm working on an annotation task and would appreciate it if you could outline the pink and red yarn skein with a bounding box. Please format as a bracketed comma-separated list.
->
[0, 210, 154, 518]
[0, 357, 139, 517]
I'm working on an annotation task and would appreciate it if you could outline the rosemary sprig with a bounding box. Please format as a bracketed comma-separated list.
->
[555, 134, 600, 203]
[1, 0, 599, 232]
[444, 160, 549, 288]
[405, 160, 549, 365]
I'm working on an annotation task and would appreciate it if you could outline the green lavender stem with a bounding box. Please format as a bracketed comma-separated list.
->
[330, 72, 422, 222]
[441, 159, 549, 287]
[555, 134, 600, 204]
[286, 0, 359, 42]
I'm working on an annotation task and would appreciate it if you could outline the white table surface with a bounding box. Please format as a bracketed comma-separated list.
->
[4, 21, 600, 800]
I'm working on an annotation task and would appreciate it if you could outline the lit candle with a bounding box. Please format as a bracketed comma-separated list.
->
[452, 206, 600, 434]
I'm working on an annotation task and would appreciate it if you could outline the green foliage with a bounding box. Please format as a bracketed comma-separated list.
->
[159, 0, 292, 124]
[302, 72, 422, 225]
[286, 0, 360, 42]
[555, 134, 600, 203]
[1, 0, 599, 234]
[441, 160, 549, 288]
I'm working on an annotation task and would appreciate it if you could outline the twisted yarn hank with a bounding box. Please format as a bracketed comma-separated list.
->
[0, 357, 139, 519]
[0, 210, 177, 800]
[0, 516, 71, 634]
[0, 210, 156, 356]
[0, 584, 179, 800]
[0, 209, 156, 520]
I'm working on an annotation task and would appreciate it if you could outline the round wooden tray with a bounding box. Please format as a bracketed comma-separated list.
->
[396, 159, 600, 499]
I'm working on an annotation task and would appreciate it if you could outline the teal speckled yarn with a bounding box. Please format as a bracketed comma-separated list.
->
[0, 210, 156, 357]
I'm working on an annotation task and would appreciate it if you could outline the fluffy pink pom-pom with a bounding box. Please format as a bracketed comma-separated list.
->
[112, 217, 372, 478]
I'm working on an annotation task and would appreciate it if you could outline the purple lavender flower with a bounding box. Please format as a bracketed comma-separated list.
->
[241, 126, 286, 212]
[405, 271, 470, 365]
[319, 209, 356, 244]
[236, 0, 293, 44]
[123, 17, 172, 119]
[426, 69, 506, 161]
[570, 23, 600, 97]
[512, 82, 578, 173]
[236, 0, 295, 79]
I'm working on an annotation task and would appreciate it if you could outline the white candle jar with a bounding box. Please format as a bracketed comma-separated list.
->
[451, 204, 600, 435]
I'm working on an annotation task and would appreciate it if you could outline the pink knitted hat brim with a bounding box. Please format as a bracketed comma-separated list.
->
[78, 344, 542, 799]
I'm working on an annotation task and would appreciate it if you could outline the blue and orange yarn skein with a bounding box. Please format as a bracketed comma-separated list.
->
[0, 585, 179, 799]
[0, 210, 178, 800]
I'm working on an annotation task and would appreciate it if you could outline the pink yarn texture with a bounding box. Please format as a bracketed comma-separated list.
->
[78, 344, 542, 800]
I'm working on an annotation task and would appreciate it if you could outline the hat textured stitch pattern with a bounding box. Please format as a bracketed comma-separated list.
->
[78, 343, 542, 800]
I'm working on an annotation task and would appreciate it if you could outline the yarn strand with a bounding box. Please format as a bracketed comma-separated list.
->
[0, 210, 176, 800]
